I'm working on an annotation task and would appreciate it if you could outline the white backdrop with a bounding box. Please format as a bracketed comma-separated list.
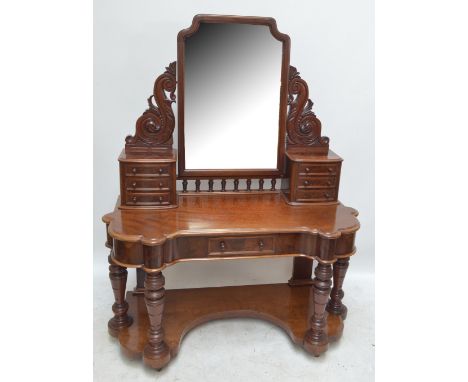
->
[94, 0, 374, 288]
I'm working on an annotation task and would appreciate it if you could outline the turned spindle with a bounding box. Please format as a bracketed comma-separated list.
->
[208, 179, 214, 192]
[246, 179, 252, 191]
[182, 179, 188, 192]
[143, 271, 171, 370]
[221, 179, 226, 191]
[271, 178, 276, 191]
[108, 255, 133, 336]
[234, 179, 239, 191]
[259, 178, 264, 191]
[195, 179, 201, 192]
[304, 263, 333, 356]
[327, 257, 350, 319]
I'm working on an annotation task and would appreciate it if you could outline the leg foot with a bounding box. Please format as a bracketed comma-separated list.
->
[108, 255, 132, 337]
[143, 271, 171, 369]
[304, 263, 333, 356]
[326, 257, 350, 320]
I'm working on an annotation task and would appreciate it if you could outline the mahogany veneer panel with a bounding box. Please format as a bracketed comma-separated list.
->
[116, 283, 344, 359]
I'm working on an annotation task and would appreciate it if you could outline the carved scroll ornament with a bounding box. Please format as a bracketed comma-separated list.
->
[125, 62, 177, 155]
[286, 66, 329, 150]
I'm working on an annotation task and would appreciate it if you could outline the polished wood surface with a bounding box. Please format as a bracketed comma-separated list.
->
[105, 193, 359, 245]
[116, 283, 344, 359]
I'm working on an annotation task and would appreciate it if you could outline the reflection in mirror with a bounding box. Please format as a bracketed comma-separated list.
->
[184, 22, 282, 170]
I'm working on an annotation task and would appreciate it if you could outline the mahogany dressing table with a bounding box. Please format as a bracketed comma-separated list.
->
[102, 15, 360, 370]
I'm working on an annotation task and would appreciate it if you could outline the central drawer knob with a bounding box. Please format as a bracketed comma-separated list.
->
[158, 168, 164, 174]
[304, 180, 310, 186]
[219, 241, 226, 251]
[305, 167, 310, 172]
[258, 240, 264, 249]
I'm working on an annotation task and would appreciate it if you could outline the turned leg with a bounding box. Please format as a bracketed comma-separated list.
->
[108, 255, 133, 337]
[327, 257, 350, 319]
[304, 262, 333, 356]
[288, 257, 314, 286]
[143, 271, 171, 370]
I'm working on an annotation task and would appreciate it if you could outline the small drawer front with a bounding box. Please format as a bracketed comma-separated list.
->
[125, 192, 171, 206]
[296, 188, 336, 202]
[208, 236, 275, 256]
[125, 163, 172, 177]
[125, 178, 171, 191]
[298, 163, 339, 175]
[297, 175, 337, 189]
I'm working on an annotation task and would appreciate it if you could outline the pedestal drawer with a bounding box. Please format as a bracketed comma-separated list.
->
[297, 176, 337, 188]
[125, 192, 171, 206]
[125, 163, 172, 177]
[125, 178, 171, 191]
[295, 189, 336, 202]
[297, 163, 339, 175]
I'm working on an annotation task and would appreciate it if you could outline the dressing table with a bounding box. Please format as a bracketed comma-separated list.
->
[102, 15, 360, 370]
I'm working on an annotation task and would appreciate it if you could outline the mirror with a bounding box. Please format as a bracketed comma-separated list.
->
[178, 16, 290, 177]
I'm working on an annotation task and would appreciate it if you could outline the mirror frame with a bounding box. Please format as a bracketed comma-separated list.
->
[177, 14, 291, 178]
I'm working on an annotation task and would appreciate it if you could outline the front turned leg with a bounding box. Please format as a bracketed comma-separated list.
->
[304, 263, 333, 356]
[143, 271, 171, 370]
[327, 257, 350, 319]
[108, 255, 133, 337]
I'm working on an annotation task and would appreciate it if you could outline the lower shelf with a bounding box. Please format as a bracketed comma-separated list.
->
[116, 283, 344, 359]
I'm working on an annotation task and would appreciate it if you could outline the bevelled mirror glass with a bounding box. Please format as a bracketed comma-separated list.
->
[178, 16, 290, 177]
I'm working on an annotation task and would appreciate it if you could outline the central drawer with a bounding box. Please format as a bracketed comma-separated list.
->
[208, 235, 276, 256]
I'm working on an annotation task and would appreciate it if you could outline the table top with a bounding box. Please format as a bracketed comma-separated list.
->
[103, 193, 360, 246]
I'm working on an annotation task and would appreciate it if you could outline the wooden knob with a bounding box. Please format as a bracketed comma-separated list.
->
[132, 182, 137, 188]
[158, 168, 164, 174]
[219, 241, 226, 251]
[158, 196, 163, 203]
[159, 182, 163, 188]
[327, 180, 332, 186]
[132, 167, 137, 173]
[324, 193, 331, 199]
[258, 240, 264, 249]
[305, 167, 310, 172]
[132, 196, 137, 202]
[304, 180, 310, 186]
[328, 167, 333, 172]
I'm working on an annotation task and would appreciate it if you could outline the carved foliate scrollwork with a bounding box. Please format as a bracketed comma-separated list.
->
[125, 62, 176, 155]
[286, 66, 329, 150]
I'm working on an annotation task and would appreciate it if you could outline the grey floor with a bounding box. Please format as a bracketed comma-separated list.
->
[94, 251, 374, 382]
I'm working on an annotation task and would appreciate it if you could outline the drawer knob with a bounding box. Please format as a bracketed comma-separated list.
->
[132, 167, 137, 174]
[132, 182, 137, 188]
[304, 180, 310, 186]
[158, 168, 164, 174]
[219, 241, 226, 251]
[258, 240, 264, 249]
[324, 193, 331, 199]
[159, 182, 164, 188]
[158, 196, 163, 203]
[327, 180, 332, 186]
[328, 167, 333, 172]
[305, 167, 310, 172]
[132, 196, 137, 202]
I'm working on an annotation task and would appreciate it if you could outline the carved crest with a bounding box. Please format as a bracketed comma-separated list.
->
[286, 66, 329, 150]
[125, 62, 177, 155]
